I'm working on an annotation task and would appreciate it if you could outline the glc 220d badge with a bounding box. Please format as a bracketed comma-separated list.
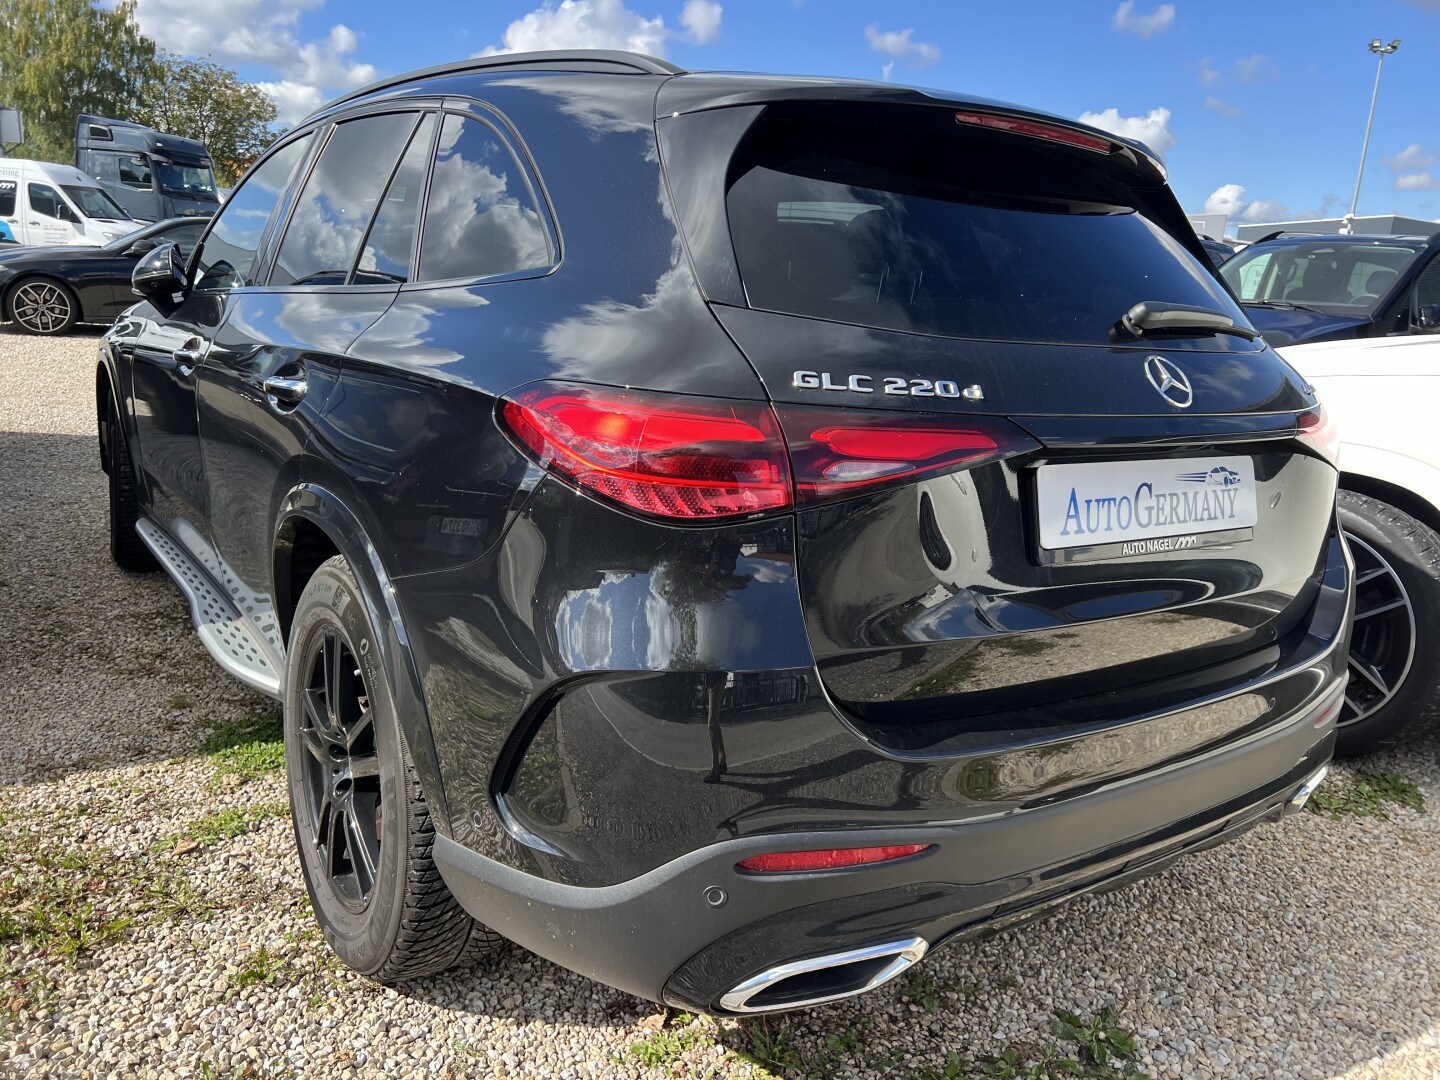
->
[792, 370, 985, 400]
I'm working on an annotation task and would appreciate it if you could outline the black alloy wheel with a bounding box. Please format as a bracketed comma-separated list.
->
[285, 555, 501, 979]
[297, 628, 383, 910]
[1334, 491, 1440, 756]
[9, 277, 78, 335]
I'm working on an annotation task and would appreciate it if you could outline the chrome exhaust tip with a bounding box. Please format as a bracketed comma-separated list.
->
[718, 936, 928, 1014]
[1286, 764, 1329, 815]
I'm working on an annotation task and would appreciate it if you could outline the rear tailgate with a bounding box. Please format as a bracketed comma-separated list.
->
[658, 88, 1337, 754]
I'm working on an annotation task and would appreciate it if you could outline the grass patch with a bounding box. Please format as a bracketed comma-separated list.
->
[188, 802, 289, 845]
[166, 693, 194, 710]
[963, 1008, 1149, 1079]
[1307, 770, 1425, 820]
[231, 945, 292, 989]
[202, 709, 285, 784]
[729, 1017, 805, 1076]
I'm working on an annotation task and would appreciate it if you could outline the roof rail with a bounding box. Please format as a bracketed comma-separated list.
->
[321, 50, 684, 114]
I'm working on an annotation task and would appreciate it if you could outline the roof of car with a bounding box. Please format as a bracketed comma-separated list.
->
[1245, 230, 1439, 248]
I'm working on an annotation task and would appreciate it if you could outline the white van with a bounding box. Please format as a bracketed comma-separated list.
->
[0, 159, 145, 248]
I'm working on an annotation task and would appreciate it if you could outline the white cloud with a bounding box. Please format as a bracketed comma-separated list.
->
[1205, 96, 1239, 118]
[131, 0, 376, 125]
[679, 0, 722, 44]
[1077, 106, 1175, 158]
[1397, 172, 1439, 191]
[1385, 144, 1436, 172]
[864, 25, 942, 69]
[1203, 183, 1292, 223]
[1204, 183, 1248, 218]
[1112, 1, 1175, 38]
[481, 0, 669, 56]
[1233, 53, 1278, 83]
[1197, 57, 1222, 88]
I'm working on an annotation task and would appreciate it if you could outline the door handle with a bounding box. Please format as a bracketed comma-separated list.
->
[263, 374, 308, 407]
[172, 337, 204, 375]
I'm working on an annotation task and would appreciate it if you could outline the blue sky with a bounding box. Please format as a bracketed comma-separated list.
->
[126, 0, 1440, 229]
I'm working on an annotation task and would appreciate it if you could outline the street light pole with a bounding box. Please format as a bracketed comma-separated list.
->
[1343, 38, 1400, 235]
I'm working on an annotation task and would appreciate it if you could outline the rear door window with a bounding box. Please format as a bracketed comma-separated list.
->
[725, 105, 1242, 345]
[416, 113, 551, 283]
[194, 134, 313, 291]
[353, 113, 436, 285]
[270, 112, 420, 287]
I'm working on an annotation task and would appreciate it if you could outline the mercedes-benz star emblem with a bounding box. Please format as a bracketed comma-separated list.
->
[1144, 355, 1193, 409]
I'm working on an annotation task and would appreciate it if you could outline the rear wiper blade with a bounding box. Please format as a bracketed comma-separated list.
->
[1114, 301, 1260, 342]
[1243, 299, 1322, 314]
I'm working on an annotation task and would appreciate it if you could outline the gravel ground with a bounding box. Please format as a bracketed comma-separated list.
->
[2, 323, 1439, 1080]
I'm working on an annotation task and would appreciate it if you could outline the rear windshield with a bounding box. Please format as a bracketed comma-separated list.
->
[726, 105, 1241, 345]
[1219, 241, 1419, 315]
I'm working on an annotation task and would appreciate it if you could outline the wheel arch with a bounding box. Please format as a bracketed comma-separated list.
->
[1339, 469, 1440, 538]
[95, 361, 116, 474]
[274, 483, 453, 835]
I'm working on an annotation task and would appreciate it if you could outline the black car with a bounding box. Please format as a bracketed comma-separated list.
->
[1219, 231, 1440, 347]
[0, 216, 209, 334]
[97, 51, 1348, 1015]
[1199, 236, 1235, 269]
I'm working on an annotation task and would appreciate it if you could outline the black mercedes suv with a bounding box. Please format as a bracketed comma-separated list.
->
[97, 51, 1349, 1015]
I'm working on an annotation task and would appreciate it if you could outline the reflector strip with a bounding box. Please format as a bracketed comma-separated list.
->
[737, 844, 932, 872]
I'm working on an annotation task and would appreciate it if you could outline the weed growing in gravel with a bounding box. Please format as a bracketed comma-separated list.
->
[962, 1008, 1149, 1079]
[202, 709, 285, 785]
[231, 945, 291, 989]
[166, 693, 195, 710]
[902, 967, 943, 1012]
[1307, 770, 1426, 820]
[629, 1014, 709, 1068]
[729, 1017, 805, 1075]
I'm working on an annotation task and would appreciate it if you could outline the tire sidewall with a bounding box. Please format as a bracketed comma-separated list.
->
[285, 562, 409, 975]
[1336, 491, 1440, 752]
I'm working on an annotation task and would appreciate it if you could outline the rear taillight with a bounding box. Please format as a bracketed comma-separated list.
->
[954, 110, 1115, 154]
[1297, 404, 1340, 466]
[500, 384, 792, 521]
[737, 845, 932, 873]
[776, 406, 1040, 507]
[500, 383, 1039, 522]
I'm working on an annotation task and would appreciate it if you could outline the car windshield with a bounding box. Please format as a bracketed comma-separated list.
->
[1220, 241, 1421, 315]
[158, 162, 218, 198]
[726, 104, 1243, 346]
[61, 184, 130, 220]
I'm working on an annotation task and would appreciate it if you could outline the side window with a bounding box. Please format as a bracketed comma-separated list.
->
[0, 181, 14, 217]
[1234, 252, 1272, 300]
[270, 112, 420, 287]
[89, 153, 120, 183]
[194, 135, 313, 291]
[417, 113, 550, 283]
[119, 154, 153, 190]
[167, 222, 206, 259]
[353, 114, 436, 285]
[1414, 256, 1440, 314]
[29, 183, 62, 218]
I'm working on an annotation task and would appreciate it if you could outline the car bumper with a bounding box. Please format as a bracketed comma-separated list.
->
[435, 668, 1342, 1012]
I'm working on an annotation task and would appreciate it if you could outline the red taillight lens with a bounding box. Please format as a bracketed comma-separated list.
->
[776, 406, 1040, 506]
[500, 385, 792, 521]
[954, 110, 1115, 154]
[737, 844, 932, 873]
[1297, 404, 1340, 466]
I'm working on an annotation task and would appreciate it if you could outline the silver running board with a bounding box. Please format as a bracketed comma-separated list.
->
[135, 518, 284, 698]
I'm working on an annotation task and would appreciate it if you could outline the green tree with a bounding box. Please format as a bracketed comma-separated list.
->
[139, 53, 279, 187]
[0, 0, 157, 162]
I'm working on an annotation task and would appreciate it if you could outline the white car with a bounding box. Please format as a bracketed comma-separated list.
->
[0, 159, 144, 248]
[1280, 333, 1440, 754]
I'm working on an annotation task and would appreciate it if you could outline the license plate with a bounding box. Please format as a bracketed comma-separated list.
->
[1035, 455, 1258, 561]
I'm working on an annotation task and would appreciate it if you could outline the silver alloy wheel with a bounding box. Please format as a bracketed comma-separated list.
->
[11, 280, 73, 333]
[1339, 531, 1417, 728]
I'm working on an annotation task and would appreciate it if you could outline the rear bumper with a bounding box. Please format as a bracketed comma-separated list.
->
[434, 671, 1342, 1011]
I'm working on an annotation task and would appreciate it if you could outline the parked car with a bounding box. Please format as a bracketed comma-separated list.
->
[1220, 231, 1440, 347]
[0, 158, 144, 248]
[1278, 332, 1440, 753]
[0, 217, 208, 334]
[97, 50, 1347, 1015]
[1199, 235, 1234, 269]
[76, 114, 221, 222]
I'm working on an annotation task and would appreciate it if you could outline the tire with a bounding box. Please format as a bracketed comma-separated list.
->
[1335, 490, 1440, 756]
[105, 395, 158, 572]
[284, 555, 502, 981]
[8, 276, 79, 335]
